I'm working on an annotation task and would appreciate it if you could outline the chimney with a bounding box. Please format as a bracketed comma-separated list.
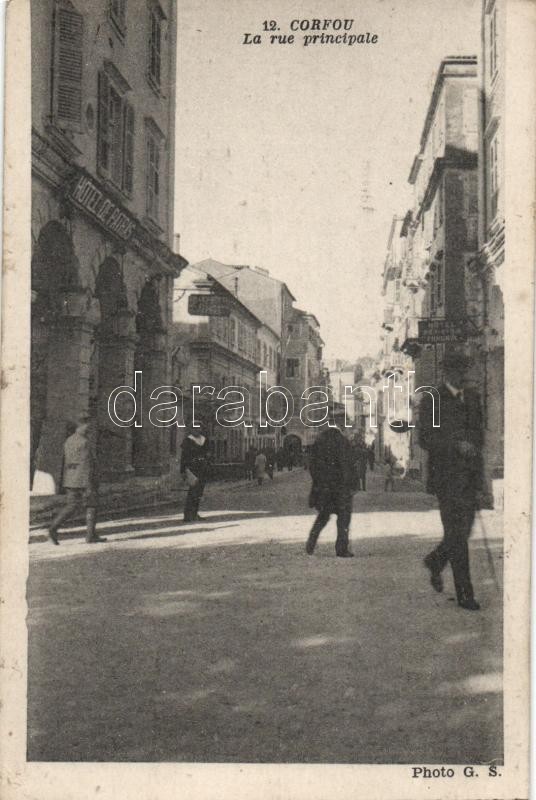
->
[173, 233, 181, 254]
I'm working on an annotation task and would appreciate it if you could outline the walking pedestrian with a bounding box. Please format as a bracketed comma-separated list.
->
[419, 351, 484, 611]
[181, 426, 210, 522]
[265, 447, 275, 480]
[275, 447, 285, 472]
[353, 436, 368, 491]
[48, 415, 106, 545]
[255, 450, 267, 485]
[305, 426, 359, 558]
[245, 446, 257, 481]
[384, 456, 396, 492]
[367, 442, 375, 471]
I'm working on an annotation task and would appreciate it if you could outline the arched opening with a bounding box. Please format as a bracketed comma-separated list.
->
[31, 221, 79, 487]
[284, 433, 303, 466]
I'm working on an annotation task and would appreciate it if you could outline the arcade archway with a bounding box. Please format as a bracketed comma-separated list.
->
[31, 221, 79, 486]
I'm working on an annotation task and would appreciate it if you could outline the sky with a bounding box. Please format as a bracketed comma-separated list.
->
[174, 0, 480, 361]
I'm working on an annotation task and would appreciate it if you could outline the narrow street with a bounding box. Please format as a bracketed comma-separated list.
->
[27, 468, 503, 764]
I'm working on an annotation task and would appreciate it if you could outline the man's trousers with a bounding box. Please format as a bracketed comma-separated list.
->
[184, 480, 206, 521]
[427, 491, 477, 601]
[50, 488, 98, 541]
[307, 490, 353, 555]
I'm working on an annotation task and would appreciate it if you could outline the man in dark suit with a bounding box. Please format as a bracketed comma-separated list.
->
[305, 425, 359, 558]
[180, 425, 211, 522]
[418, 351, 484, 610]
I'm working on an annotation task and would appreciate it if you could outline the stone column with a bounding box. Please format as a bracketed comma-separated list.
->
[96, 310, 138, 480]
[132, 331, 170, 476]
[34, 290, 100, 492]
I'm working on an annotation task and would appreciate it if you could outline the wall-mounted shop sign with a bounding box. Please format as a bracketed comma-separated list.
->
[418, 318, 467, 344]
[68, 173, 135, 241]
[188, 293, 231, 317]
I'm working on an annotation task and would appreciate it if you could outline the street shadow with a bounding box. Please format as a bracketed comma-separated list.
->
[125, 523, 240, 542]
[27, 531, 503, 764]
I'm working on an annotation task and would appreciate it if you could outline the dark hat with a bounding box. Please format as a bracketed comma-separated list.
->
[442, 350, 473, 370]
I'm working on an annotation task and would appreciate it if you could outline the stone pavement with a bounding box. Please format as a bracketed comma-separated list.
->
[27, 468, 503, 763]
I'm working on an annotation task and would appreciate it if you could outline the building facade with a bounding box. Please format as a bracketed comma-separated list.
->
[475, 0, 505, 500]
[172, 267, 276, 462]
[31, 0, 186, 492]
[283, 308, 326, 450]
[379, 56, 480, 480]
[192, 259, 296, 377]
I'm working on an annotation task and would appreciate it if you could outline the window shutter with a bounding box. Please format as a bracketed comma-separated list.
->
[154, 144, 160, 204]
[146, 137, 154, 216]
[97, 71, 110, 172]
[155, 17, 162, 84]
[123, 103, 134, 194]
[54, 3, 83, 129]
[110, 90, 123, 186]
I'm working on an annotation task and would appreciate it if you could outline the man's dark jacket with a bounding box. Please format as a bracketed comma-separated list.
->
[180, 436, 210, 481]
[418, 384, 484, 497]
[309, 428, 359, 507]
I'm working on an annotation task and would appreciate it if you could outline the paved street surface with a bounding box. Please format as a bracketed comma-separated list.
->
[27, 468, 503, 763]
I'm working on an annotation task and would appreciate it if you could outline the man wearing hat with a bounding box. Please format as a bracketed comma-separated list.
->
[418, 351, 484, 610]
[48, 415, 106, 545]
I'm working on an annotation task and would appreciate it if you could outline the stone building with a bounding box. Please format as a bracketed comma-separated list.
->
[473, 0, 505, 502]
[172, 267, 268, 463]
[189, 259, 296, 453]
[283, 308, 326, 452]
[383, 56, 480, 480]
[191, 259, 295, 377]
[378, 216, 414, 470]
[376, 57, 484, 477]
[31, 0, 186, 492]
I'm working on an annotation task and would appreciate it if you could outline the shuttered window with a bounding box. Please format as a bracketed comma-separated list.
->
[52, 2, 83, 130]
[489, 5, 498, 79]
[488, 134, 499, 221]
[123, 104, 135, 194]
[110, 0, 126, 35]
[148, 5, 163, 88]
[146, 130, 161, 222]
[97, 70, 135, 194]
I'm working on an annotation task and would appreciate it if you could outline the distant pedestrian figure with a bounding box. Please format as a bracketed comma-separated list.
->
[384, 457, 396, 492]
[367, 443, 375, 471]
[305, 426, 359, 558]
[181, 428, 210, 522]
[245, 446, 257, 481]
[48, 416, 105, 545]
[255, 451, 267, 485]
[275, 447, 285, 472]
[265, 448, 275, 480]
[419, 351, 484, 611]
[353, 437, 368, 491]
[287, 451, 295, 471]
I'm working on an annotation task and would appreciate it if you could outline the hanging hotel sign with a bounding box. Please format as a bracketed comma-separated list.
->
[418, 318, 467, 344]
[188, 294, 232, 317]
[68, 173, 135, 241]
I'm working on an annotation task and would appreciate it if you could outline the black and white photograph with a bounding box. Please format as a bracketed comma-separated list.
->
[0, 0, 533, 798]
